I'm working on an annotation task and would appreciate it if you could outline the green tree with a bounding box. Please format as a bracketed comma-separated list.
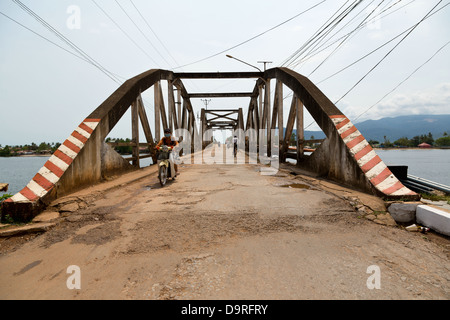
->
[418, 133, 434, 145]
[410, 136, 420, 147]
[109, 138, 133, 154]
[393, 137, 411, 147]
[0, 145, 11, 157]
[435, 136, 450, 147]
[289, 132, 296, 146]
[37, 142, 50, 153]
[382, 136, 394, 148]
[51, 142, 61, 153]
[30, 142, 38, 151]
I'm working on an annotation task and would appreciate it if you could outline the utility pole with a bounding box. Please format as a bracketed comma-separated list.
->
[257, 61, 273, 71]
[201, 99, 211, 111]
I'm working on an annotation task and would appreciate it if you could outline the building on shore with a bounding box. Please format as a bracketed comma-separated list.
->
[418, 142, 432, 148]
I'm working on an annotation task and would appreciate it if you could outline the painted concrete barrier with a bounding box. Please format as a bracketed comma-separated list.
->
[6, 119, 100, 204]
[2, 117, 133, 221]
[416, 205, 450, 236]
[330, 116, 417, 199]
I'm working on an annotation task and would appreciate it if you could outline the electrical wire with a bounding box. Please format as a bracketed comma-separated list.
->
[335, 0, 443, 104]
[129, 0, 179, 68]
[282, 0, 360, 68]
[0, 10, 89, 64]
[12, 0, 122, 84]
[173, 0, 327, 70]
[283, 0, 410, 70]
[300, 1, 446, 131]
[295, 0, 414, 71]
[9, 1, 158, 114]
[353, 40, 450, 122]
[307, 0, 383, 77]
[91, 0, 159, 66]
[113, 0, 172, 68]
[316, 1, 449, 85]
[127, 0, 203, 93]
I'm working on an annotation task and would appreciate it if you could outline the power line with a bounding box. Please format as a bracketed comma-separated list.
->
[281, 0, 359, 68]
[129, 0, 179, 68]
[307, 0, 383, 77]
[173, 0, 327, 70]
[12, 0, 122, 84]
[280, 0, 352, 67]
[114, 0, 172, 68]
[8, 1, 157, 114]
[125, 0, 203, 92]
[0, 11, 89, 64]
[301, 0, 447, 130]
[316, 1, 449, 85]
[335, 0, 444, 104]
[353, 39, 450, 122]
[91, 0, 159, 66]
[291, 0, 412, 70]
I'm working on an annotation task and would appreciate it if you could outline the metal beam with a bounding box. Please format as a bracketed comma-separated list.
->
[205, 109, 239, 113]
[131, 98, 139, 167]
[207, 121, 236, 126]
[173, 72, 263, 79]
[189, 92, 253, 99]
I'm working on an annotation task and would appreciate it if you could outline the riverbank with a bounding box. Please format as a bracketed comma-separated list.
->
[0, 154, 52, 158]
[374, 147, 450, 150]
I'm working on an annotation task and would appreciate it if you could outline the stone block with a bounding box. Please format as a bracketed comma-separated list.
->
[387, 202, 420, 223]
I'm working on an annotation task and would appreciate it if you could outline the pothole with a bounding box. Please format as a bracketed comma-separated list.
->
[280, 184, 311, 190]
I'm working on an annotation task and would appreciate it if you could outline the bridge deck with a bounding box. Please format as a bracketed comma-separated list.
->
[0, 147, 448, 299]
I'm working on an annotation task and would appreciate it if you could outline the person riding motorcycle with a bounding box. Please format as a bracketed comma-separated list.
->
[156, 128, 179, 175]
[233, 135, 238, 157]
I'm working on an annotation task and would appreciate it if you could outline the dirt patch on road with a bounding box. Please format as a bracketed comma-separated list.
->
[0, 234, 41, 255]
[123, 208, 355, 255]
[71, 221, 122, 246]
[39, 205, 120, 249]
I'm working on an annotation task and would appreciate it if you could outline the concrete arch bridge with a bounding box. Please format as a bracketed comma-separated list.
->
[2, 68, 418, 221]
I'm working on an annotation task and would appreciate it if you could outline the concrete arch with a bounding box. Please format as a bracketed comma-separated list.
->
[2, 69, 183, 221]
[265, 68, 417, 199]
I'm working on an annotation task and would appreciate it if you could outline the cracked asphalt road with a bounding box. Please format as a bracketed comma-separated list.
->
[0, 152, 449, 299]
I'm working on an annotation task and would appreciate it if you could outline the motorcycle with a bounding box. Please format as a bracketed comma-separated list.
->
[156, 145, 176, 186]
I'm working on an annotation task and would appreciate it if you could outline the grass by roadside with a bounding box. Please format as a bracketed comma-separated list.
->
[0, 194, 19, 226]
[421, 193, 450, 205]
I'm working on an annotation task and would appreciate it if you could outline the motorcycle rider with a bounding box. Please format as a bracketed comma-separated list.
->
[233, 135, 238, 158]
[156, 128, 179, 175]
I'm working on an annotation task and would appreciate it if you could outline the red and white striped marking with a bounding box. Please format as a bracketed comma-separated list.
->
[330, 115, 416, 197]
[5, 119, 100, 204]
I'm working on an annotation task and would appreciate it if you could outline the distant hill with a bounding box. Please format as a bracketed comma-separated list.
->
[354, 114, 450, 142]
[290, 115, 450, 142]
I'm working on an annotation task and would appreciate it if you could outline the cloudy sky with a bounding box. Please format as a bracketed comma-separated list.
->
[0, 0, 449, 146]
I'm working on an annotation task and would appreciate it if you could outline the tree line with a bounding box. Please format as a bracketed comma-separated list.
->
[0, 138, 152, 157]
[368, 132, 450, 148]
[0, 142, 61, 157]
[2, 131, 449, 157]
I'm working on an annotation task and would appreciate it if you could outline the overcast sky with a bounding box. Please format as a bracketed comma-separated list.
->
[0, 0, 449, 146]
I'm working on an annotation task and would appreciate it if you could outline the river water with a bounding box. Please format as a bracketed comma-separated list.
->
[0, 149, 449, 197]
[376, 149, 450, 186]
